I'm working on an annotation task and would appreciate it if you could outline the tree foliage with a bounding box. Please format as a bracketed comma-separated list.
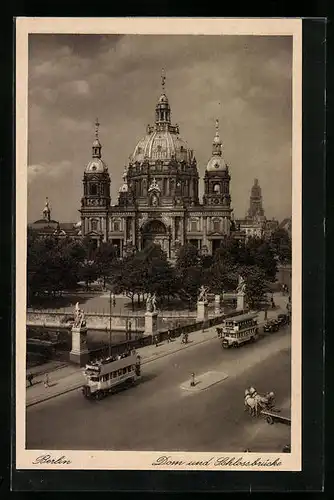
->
[27, 229, 281, 312]
[27, 233, 117, 303]
[270, 228, 292, 264]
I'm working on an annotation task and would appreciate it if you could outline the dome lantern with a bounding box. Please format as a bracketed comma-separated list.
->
[155, 68, 171, 125]
[206, 119, 227, 172]
[92, 118, 102, 158]
[85, 119, 108, 174]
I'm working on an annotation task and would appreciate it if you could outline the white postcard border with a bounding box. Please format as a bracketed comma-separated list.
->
[15, 17, 302, 472]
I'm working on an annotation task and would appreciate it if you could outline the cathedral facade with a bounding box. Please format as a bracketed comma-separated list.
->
[80, 81, 234, 259]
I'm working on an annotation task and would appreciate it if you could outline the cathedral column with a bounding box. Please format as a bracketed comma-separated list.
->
[179, 217, 185, 245]
[131, 218, 136, 246]
[203, 216, 209, 248]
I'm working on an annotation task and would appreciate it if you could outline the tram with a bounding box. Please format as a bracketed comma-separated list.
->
[82, 350, 141, 400]
[221, 312, 259, 348]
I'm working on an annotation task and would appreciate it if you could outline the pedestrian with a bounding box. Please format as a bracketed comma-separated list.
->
[155, 335, 159, 347]
[27, 373, 34, 387]
[44, 373, 49, 388]
[167, 330, 171, 342]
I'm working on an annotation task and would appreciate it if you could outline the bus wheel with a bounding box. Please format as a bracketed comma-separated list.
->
[95, 391, 103, 400]
[266, 416, 274, 425]
[232, 342, 238, 348]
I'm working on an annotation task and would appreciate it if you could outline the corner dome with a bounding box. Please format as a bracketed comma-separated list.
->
[85, 158, 108, 173]
[205, 119, 227, 172]
[206, 156, 227, 172]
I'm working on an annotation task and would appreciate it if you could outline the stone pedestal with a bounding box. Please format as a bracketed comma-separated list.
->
[70, 326, 89, 367]
[145, 311, 158, 336]
[236, 291, 245, 312]
[197, 301, 209, 322]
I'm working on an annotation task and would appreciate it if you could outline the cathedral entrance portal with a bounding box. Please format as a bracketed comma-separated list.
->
[141, 219, 170, 256]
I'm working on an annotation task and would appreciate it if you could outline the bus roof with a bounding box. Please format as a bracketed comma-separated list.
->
[85, 352, 138, 376]
[225, 312, 258, 323]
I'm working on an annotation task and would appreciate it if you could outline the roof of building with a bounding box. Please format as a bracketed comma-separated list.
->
[85, 158, 108, 174]
[131, 129, 192, 164]
[206, 156, 227, 172]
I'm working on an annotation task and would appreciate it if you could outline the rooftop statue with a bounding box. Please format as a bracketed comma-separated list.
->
[198, 285, 208, 302]
[42, 197, 51, 222]
[148, 178, 160, 193]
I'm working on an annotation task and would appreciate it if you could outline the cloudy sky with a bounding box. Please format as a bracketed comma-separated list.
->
[28, 34, 292, 223]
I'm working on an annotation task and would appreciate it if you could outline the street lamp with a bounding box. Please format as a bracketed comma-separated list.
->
[190, 372, 196, 387]
[109, 290, 112, 357]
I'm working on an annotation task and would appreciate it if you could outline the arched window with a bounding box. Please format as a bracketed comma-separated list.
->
[213, 183, 221, 194]
[91, 219, 98, 232]
[90, 184, 97, 196]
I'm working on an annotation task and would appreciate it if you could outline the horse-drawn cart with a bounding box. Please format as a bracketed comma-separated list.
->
[260, 409, 291, 426]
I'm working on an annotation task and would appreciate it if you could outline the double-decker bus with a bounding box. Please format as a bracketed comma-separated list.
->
[221, 312, 259, 349]
[82, 350, 141, 400]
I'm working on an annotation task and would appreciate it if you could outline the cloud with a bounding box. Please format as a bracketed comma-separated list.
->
[27, 34, 292, 223]
[28, 160, 73, 184]
[58, 116, 92, 133]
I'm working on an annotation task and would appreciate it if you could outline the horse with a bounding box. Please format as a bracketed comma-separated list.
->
[244, 394, 259, 417]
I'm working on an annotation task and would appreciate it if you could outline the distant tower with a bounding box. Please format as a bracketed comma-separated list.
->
[42, 197, 51, 222]
[203, 119, 231, 208]
[247, 178, 265, 219]
[80, 119, 111, 244]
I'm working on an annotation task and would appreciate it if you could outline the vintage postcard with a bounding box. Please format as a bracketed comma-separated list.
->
[15, 17, 302, 472]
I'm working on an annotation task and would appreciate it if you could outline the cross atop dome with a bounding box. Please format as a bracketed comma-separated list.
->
[212, 118, 222, 155]
[95, 118, 100, 139]
[92, 118, 102, 158]
[161, 68, 166, 92]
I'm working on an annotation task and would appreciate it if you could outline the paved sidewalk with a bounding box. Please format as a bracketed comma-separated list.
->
[26, 292, 288, 408]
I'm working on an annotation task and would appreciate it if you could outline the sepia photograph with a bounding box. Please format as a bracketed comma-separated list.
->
[15, 18, 302, 471]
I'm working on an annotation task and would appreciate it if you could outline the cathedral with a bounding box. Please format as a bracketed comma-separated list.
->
[80, 76, 234, 259]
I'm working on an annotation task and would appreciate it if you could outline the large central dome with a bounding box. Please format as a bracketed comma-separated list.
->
[130, 92, 194, 164]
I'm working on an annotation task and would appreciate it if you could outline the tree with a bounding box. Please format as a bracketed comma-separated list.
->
[270, 228, 292, 264]
[245, 237, 277, 281]
[27, 233, 82, 301]
[95, 242, 118, 287]
[213, 237, 244, 266]
[79, 260, 99, 291]
[241, 265, 269, 309]
[207, 261, 238, 295]
[135, 244, 177, 305]
[175, 244, 202, 304]
[111, 254, 148, 310]
[175, 243, 200, 269]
